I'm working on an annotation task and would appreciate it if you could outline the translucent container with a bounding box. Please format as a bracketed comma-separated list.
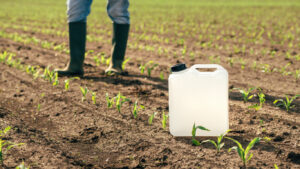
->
[169, 64, 229, 136]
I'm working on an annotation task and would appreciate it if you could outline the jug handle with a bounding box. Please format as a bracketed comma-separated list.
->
[191, 64, 224, 74]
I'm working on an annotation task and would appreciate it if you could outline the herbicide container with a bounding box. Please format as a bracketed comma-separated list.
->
[169, 64, 229, 136]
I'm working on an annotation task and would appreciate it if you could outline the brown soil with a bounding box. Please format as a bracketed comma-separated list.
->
[0, 25, 299, 169]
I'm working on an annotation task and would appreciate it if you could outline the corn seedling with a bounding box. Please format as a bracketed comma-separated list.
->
[239, 58, 246, 70]
[105, 93, 114, 108]
[274, 164, 279, 169]
[191, 123, 210, 146]
[37, 103, 41, 112]
[227, 58, 235, 67]
[122, 58, 130, 70]
[106, 58, 111, 66]
[16, 161, 30, 169]
[0, 126, 24, 166]
[294, 70, 300, 80]
[139, 61, 158, 77]
[37, 93, 45, 112]
[251, 61, 257, 70]
[273, 95, 300, 112]
[52, 72, 59, 86]
[132, 100, 145, 119]
[235, 87, 255, 103]
[80, 86, 89, 102]
[148, 112, 157, 125]
[93, 55, 100, 66]
[42, 65, 55, 83]
[64, 79, 70, 91]
[0, 51, 8, 63]
[115, 92, 130, 114]
[225, 137, 270, 168]
[248, 89, 265, 111]
[209, 55, 220, 64]
[160, 72, 164, 80]
[161, 111, 169, 130]
[91, 92, 97, 105]
[201, 129, 231, 152]
[64, 77, 80, 91]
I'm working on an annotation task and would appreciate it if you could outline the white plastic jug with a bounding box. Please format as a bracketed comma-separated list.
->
[169, 64, 229, 136]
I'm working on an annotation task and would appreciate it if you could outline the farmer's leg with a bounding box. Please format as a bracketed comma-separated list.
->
[55, 0, 92, 76]
[105, 0, 130, 74]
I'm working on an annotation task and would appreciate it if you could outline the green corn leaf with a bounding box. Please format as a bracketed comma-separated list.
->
[245, 137, 261, 158]
[7, 143, 24, 151]
[201, 139, 217, 149]
[4, 126, 11, 134]
[225, 137, 245, 153]
[247, 153, 253, 162]
[148, 112, 156, 125]
[192, 138, 200, 146]
[219, 142, 225, 150]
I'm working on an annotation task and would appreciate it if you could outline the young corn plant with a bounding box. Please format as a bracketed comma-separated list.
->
[161, 111, 169, 130]
[64, 77, 80, 91]
[148, 112, 157, 125]
[273, 95, 300, 112]
[80, 86, 89, 102]
[0, 51, 8, 63]
[248, 89, 265, 111]
[191, 123, 210, 146]
[225, 137, 270, 168]
[227, 58, 235, 67]
[159, 72, 164, 80]
[91, 92, 97, 105]
[122, 58, 130, 70]
[139, 61, 159, 77]
[132, 100, 145, 119]
[115, 92, 130, 114]
[294, 70, 299, 81]
[52, 72, 59, 86]
[93, 55, 100, 66]
[201, 129, 231, 152]
[105, 93, 114, 108]
[235, 87, 255, 103]
[37, 93, 45, 113]
[0, 126, 24, 166]
[42, 66, 55, 83]
[16, 161, 30, 169]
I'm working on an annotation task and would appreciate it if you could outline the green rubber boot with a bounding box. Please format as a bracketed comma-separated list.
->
[105, 23, 130, 75]
[55, 21, 86, 76]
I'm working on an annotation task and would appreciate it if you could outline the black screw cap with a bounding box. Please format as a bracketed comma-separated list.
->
[171, 63, 187, 72]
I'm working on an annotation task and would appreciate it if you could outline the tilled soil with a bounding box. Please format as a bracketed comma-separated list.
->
[0, 25, 299, 169]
